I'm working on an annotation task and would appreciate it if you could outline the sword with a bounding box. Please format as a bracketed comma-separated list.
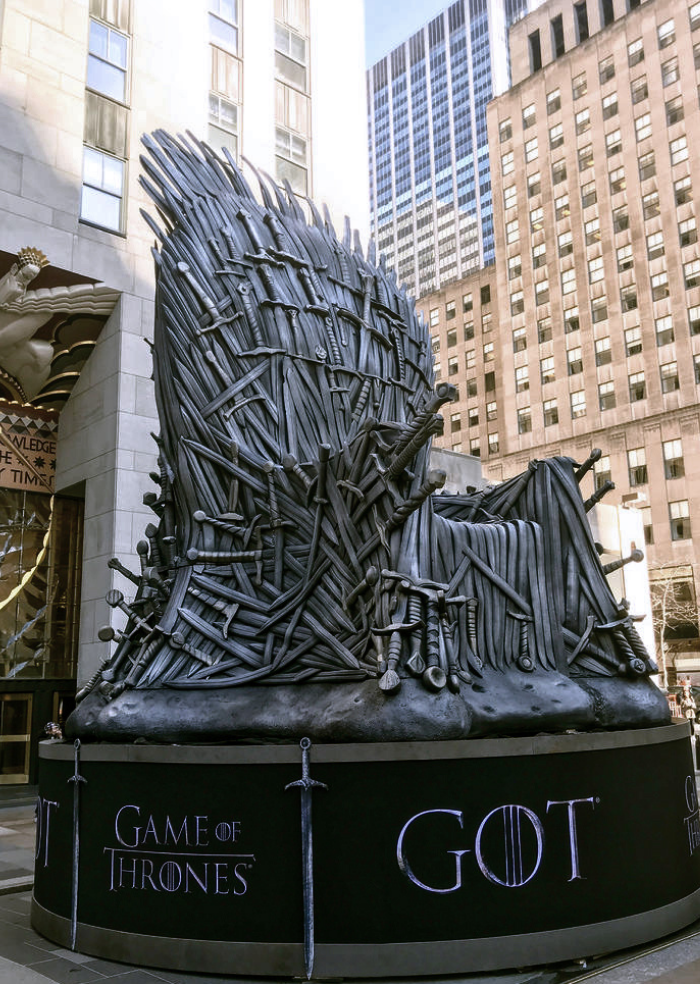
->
[285, 737, 327, 981]
[67, 738, 87, 951]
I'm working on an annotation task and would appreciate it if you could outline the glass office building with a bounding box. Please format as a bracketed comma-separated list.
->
[367, 0, 534, 298]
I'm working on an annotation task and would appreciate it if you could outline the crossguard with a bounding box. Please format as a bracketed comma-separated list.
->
[67, 739, 87, 786]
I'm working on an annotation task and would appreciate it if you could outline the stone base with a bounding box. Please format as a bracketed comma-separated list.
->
[33, 724, 700, 979]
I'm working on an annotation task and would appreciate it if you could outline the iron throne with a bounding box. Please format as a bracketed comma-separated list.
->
[67, 131, 669, 743]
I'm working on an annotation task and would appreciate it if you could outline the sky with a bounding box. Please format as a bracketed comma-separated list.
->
[364, 0, 449, 67]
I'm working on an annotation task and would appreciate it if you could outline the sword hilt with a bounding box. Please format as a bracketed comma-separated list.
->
[285, 737, 328, 792]
[67, 739, 87, 785]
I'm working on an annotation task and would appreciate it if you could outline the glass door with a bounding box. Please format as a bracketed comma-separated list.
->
[0, 693, 32, 784]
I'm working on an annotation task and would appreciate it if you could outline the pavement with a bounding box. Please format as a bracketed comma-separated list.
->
[1, 789, 700, 984]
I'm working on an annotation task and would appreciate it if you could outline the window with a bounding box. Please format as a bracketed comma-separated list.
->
[523, 103, 536, 129]
[651, 272, 670, 301]
[502, 151, 514, 175]
[515, 365, 530, 392]
[685, 260, 700, 289]
[80, 146, 125, 232]
[549, 123, 564, 149]
[468, 407, 479, 427]
[680, 217, 698, 247]
[463, 293, 473, 312]
[602, 92, 618, 119]
[617, 244, 633, 272]
[431, 335, 440, 354]
[481, 285, 491, 305]
[451, 412, 462, 433]
[538, 317, 552, 343]
[511, 290, 525, 315]
[642, 190, 660, 219]
[688, 304, 700, 335]
[595, 337, 612, 366]
[527, 172, 541, 197]
[567, 346, 583, 375]
[575, 108, 590, 134]
[621, 284, 638, 312]
[486, 401, 498, 421]
[488, 433, 499, 455]
[506, 219, 519, 244]
[513, 327, 527, 352]
[628, 448, 648, 486]
[591, 297, 607, 323]
[663, 439, 684, 479]
[536, 279, 550, 305]
[638, 151, 655, 181]
[532, 243, 546, 269]
[508, 254, 522, 280]
[606, 129, 622, 156]
[660, 361, 680, 392]
[467, 378, 477, 397]
[499, 118, 513, 142]
[570, 391, 585, 419]
[609, 167, 625, 194]
[691, 2, 700, 30]
[662, 56, 679, 86]
[578, 144, 594, 171]
[613, 205, 629, 232]
[558, 231, 573, 256]
[275, 22, 308, 91]
[555, 195, 569, 221]
[209, 92, 239, 156]
[588, 256, 604, 283]
[540, 356, 555, 384]
[518, 407, 532, 434]
[464, 321, 475, 340]
[430, 308, 440, 327]
[631, 75, 648, 104]
[504, 184, 517, 210]
[448, 356, 459, 375]
[552, 159, 567, 184]
[544, 398, 559, 426]
[675, 176, 692, 205]
[635, 113, 652, 141]
[640, 507, 654, 545]
[551, 14, 565, 57]
[581, 181, 597, 208]
[670, 136, 688, 166]
[451, 442, 462, 453]
[469, 438, 480, 458]
[572, 72, 587, 100]
[87, 18, 128, 102]
[670, 500, 691, 540]
[275, 126, 308, 193]
[530, 206, 544, 231]
[695, 40, 700, 68]
[483, 342, 494, 361]
[647, 231, 665, 260]
[585, 217, 600, 245]
[655, 314, 674, 345]
[562, 269, 576, 294]
[658, 19, 675, 49]
[599, 55, 615, 83]
[598, 381, 615, 410]
[696, 353, 700, 383]
[565, 306, 580, 332]
[525, 137, 538, 163]
[628, 38, 644, 66]
[625, 326, 642, 356]
[447, 328, 457, 347]
[547, 88, 561, 114]
[446, 300, 456, 320]
[594, 455, 612, 489]
[576, 2, 589, 43]
[601, 0, 614, 25]
[666, 96, 684, 126]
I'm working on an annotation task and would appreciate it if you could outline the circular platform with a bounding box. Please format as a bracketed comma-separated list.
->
[32, 723, 700, 979]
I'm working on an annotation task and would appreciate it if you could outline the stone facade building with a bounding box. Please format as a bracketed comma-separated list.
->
[0, 0, 367, 783]
[420, 0, 700, 684]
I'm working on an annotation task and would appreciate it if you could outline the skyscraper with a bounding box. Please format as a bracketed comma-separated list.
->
[366, 0, 535, 299]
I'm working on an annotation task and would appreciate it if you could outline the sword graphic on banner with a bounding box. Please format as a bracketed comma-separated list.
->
[286, 737, 327, 981]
